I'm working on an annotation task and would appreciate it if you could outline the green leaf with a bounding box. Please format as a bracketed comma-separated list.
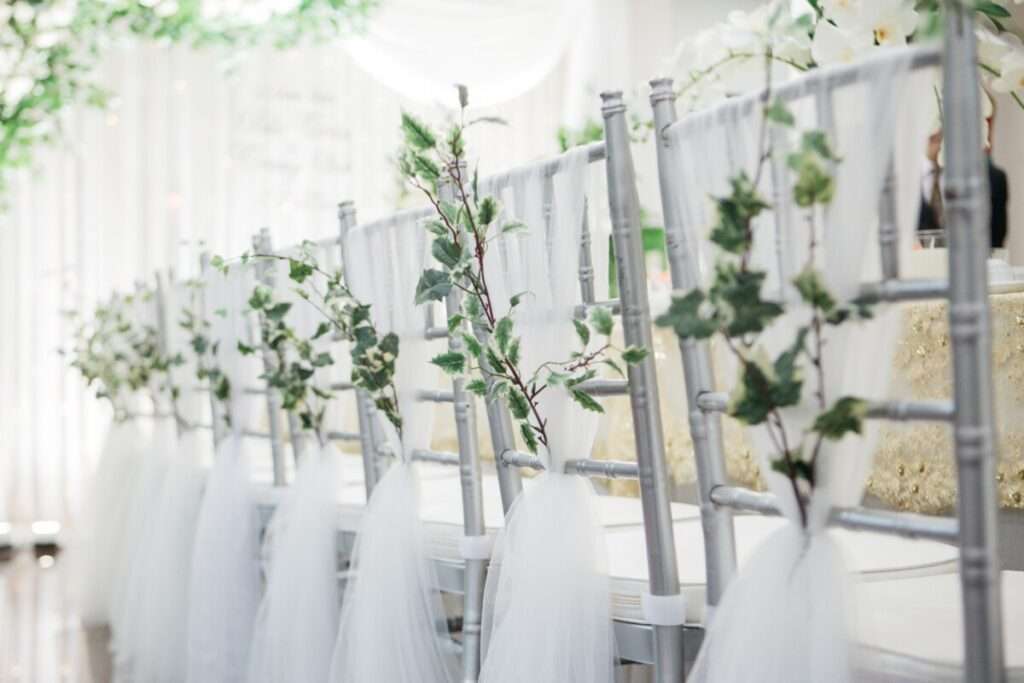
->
[312, 321, 331, 340]
[589, 306, 615, 337]
[570, 389, 604, 413]
[800, 131, 837, 161]
[415, 269, 453, 304]
[447, 313, 465, 333]
[401, 111, 436, 150]
[710, 263, 784, 337]
[601, 358, 624, 377]
[432, 237, 462, 269]
[709, 173, 770, 255]
[507, 339, 520, 367]
[237, 341, 255, 355]
[501, 221, 528, 235]
[266, 302, 292, 321]
[792, 266, 836, 313]
[655, 289, 718, 340]
[210, 254, 228, 274]
[461, 332, 482, 359]
[431, 351, 465, 375]
[412, 153, 440, 183]
[520, 421, 539, 453]
[765, 99, 794, 126]
[478, 196, 498, 225]
[771, 456, 815, 485]
[288, 258, 314, 284]
[425, 219, 448, 237]
[495, 317, 514, 354]
[622, 346, 648, 364]
[573, 319, 591, 347]
[508, 389, 531, 420]
[812, 396, 868, 440]
[466, 378, 488, 396]
[312, 351, 333, 367]
[975, 1, 1011, 19]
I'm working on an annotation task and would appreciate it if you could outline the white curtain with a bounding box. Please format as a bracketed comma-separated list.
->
[477, 146, 614, 682]
[185, 265, 262, 683]
[329, 210, 454, 682]
[664, 46, 938, 682]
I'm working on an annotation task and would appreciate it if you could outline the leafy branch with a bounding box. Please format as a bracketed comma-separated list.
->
[179, 278, 232, 430]
[399, 91, 648, 455]
[655, 54, 872, 528]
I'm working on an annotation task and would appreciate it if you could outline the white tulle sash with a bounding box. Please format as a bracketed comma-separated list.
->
[247, 446, 340, 683]
[480, 472, 614, 683]
[329, 462, 456, 683]
[689, 523, 852, 683]
[186, 434, 261, 683]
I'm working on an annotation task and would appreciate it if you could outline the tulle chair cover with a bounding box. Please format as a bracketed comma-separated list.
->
[246, 250, 341, 683]
[186, 266, 262, 683]
[663, 47, 938, 682]
[329, 210, 456, 683]
[477, 146, 615, 683]
[74, 418, 145, 625]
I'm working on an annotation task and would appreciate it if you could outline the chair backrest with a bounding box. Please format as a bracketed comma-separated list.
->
[339, 199, 489, 683]
[649, 8, 1002, 682]
[466, 123, 685, 680]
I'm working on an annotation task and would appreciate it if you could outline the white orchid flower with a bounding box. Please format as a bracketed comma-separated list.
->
[4, 74, 35, 108]
[858, 0, 918, 46]
[822, 0, 863, 28]
[12, 2, 36, 26]
[811, 20, 874, 66]
[992, 50, 1024, 93]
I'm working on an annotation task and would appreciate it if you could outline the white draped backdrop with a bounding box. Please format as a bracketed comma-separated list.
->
[2, 0, 1024, 526]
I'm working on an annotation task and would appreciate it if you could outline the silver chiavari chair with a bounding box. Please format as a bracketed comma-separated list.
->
[649, 7, 1016, 682]
[337, 198, 490, 682]
[464, 137, 692, 679]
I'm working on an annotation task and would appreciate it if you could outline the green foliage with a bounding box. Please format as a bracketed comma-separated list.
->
[710, 263, 784, 337]
[398, 88, 650, 454]
[812, 396, 867, 440]
[709, 173, 771, 255]
[656, 290, 718, 340]
[179, 281, 233, 429]
[1, 0, 375, 200]
[556, 119, 605, 152]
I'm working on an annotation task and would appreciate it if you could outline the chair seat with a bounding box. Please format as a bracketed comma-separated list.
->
[854, 570, 1024, 681]
[603, 517, 959, 624]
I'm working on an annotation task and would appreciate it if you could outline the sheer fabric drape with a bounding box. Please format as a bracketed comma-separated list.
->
[329, 211, 455, 683]
[664, 46, 938, 682]
[478, 146, 615, 683]
[185, 267, 262, 683]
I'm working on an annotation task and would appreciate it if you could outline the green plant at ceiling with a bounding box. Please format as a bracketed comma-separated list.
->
[0, 0, 375, 199]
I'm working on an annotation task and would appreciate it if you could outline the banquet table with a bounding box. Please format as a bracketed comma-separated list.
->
[420, 288, 1024, 516]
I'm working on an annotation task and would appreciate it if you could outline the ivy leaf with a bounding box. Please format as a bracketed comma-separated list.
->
[709, 173, 770, 255]
[502, 221, 528, 235]
[508, 389, 531, 420]
[495, 317, 513, 353]
[415, 269, 453, 304]
[800, 130, 837, 161]
[589, 306, 615, 337]
[507, 339, 520, 367]
[792, 266, 836, 313]
[461, 332, 483, 359]
[412, 153, 440, 183]
[312, 351, 333, 367]
[401, 112, 436, 150]
[288, 259, 314, 284]
[237, 341, 255, 355]
[213, 375, 231, 402]
[601, 358, 624, 377]
[266, 302, 292, 321]
[570, 389, 604, 413]
[447, 313, 465, 333]
[466, 378, 488, 396]
[573, 319, 591, 347]
[432, 237, 462, 269]
[431, 351, 465, 375]
[771, 456, 815, 485]
[765, 99, 794, 126]
[622, 346, 648, 364]
[655, 289, 718, 340]
[812, 396, 868, 440]
[520, 421, 539, 453]
[425, 220, 448, 237]
[710, 263, 784, 337]
[312, 322, 331, 340]
[975, 1, 1011, 20]
[478, 196, 498, 225]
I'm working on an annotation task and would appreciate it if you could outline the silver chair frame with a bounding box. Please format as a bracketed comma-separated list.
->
[649, 8, 1002, 681]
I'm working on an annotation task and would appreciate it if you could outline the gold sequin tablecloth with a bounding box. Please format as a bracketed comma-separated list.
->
[423, 290, 1024, 514]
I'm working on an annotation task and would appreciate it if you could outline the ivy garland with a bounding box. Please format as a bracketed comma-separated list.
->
[0, 0, 375, 198]
[399, 89, 648, 456]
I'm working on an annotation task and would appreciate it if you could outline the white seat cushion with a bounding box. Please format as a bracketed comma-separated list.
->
[854, 570, 1024, 681]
